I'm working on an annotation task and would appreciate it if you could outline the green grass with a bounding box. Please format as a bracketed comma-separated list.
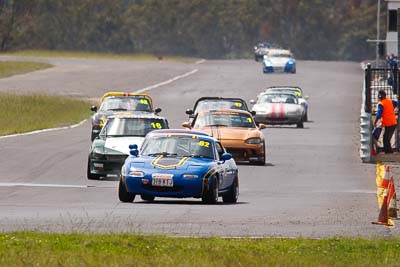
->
[0, 93, 92, 135]
[1, 50, 196, 63]
[0, 233, 399, 267]
[0, 61, 53, 78]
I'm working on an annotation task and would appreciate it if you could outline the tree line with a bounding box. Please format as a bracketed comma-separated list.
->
[0, 0, 381, 60]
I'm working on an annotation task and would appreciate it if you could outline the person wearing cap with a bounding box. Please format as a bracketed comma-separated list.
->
[373, 90, 398, 153]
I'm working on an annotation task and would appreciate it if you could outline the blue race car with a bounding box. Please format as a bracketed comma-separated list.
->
[118, 129, 239, 204]
[263, 49, 296, 74]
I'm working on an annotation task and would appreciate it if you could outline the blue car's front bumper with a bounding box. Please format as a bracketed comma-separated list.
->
[263, 63, 296, 73]
[125, 175, 205, 198]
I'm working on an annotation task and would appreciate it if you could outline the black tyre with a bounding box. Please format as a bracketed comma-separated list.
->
[255, 143, 266, 165]
[222, 176, 239, 203]
[119, 178, 135, 202]
[202, 175, 219, 204]
[87, 157, 101, 180]
[140, 194, 155, 202]
[296, 120, 304, 128]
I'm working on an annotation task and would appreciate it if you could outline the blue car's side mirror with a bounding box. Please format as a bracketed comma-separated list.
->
[129, 144, 139, 157]
[221, 153, 232, 161]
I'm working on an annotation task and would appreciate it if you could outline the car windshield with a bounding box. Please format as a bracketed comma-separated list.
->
[194, 100, 247, 113]
[141, 135, 215, 159]
[100, 117, 167, 137]
[259, 94, 298, 104]
[267, 89, 302, 98]
[195, 112, 256, 128]
[99, 97, 152, 112]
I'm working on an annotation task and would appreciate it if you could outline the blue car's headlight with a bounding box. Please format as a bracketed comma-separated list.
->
[183, 174, 199, 178]
[129, 168, 144, 177]
[264, 61, 272, 67]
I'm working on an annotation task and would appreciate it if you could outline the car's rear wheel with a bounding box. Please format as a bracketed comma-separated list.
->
[87, 157, 101, 180]
[222, 176, 239, 203]
[202, 175, 219, 204]
[140, 194, 155, 202]
[119, 178, 135, 203]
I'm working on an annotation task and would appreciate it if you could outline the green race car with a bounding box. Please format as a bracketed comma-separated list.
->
[87, 114, 169, 179]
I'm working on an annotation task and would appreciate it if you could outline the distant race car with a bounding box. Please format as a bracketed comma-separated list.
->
[264, 86, 309, 121]
[263, 49, 296, 74]
[87, 114, 169, 179]
[183, 109, 266, 165]
[119, 129, 239, 204]
[251, 92, 306, 128]
[90, 92, 161, 140]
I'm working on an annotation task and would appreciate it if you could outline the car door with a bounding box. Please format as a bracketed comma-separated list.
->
[215, 142, 234, 190]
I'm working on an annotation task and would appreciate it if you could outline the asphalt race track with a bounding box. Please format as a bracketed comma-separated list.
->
[0, 56, 398, 237]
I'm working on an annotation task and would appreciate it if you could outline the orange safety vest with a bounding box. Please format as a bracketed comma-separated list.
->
[379, 98, 397, 126]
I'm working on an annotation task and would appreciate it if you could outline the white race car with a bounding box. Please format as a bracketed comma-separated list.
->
[263, 49, 296, 74]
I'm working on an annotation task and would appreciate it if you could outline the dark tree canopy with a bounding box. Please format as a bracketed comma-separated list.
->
[0, 0, 382, 60]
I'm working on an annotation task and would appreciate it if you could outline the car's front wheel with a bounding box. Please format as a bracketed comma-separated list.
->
[222, 176, 239, 203]
[202, 175, 219, 204]
[140, 194, 155, 202]
[255, 142, 266, 165]
[87, 157, 101, 180]
[119, 178, 135, 203]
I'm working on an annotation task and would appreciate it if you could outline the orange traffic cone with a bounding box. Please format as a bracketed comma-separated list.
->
[381, 165, 391, 189]
[387, 179, 399, 219]
[372, 189, 391, 226]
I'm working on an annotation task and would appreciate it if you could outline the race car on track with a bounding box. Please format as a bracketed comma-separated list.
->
[118, 129, 239, 204]
[87, 114, 169, 180]
[186, 97, 253, 116]
[264, 86, 309, 121]
[262, 49, 296, 74]
[90, 92, 162, 140]
[250, 92, 306, 128]
[182, 109, 266, 165]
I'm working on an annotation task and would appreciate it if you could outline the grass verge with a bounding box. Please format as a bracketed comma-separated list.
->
[0, 233, 399, 266]
[1, 50, 196, 63]
[0, 93, 92, 136]
[0, 61, 53, 78]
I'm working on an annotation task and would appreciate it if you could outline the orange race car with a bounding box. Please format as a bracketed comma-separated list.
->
[182, 109, 266, 165]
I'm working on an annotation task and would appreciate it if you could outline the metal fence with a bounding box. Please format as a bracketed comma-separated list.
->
[365, 64, 399, 114]
[361, 64, 400, 162]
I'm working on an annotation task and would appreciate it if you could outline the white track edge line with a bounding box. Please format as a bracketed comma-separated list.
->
[134, 69, 198, 94]
[0, 119, 87, 140]
[0, 68, 199, 139]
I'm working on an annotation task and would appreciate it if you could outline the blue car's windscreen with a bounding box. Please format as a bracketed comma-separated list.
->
[101, 117, 166, 137]
[141, 135, 214, 159]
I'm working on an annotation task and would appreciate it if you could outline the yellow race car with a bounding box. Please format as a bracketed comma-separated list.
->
[90, 92, 162, 140]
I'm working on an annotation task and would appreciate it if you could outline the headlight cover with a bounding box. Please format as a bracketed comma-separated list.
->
[92, 146, 105, 159]
[245, 137, 262, 144]
[264, 60, 272, 67]
[129, 167, 144, 177]
[183, 174, 199, 178]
